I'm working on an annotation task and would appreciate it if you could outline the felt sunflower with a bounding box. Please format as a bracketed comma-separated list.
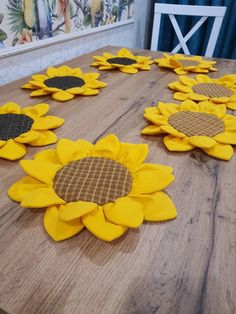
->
[155, 53, 217, 75]
[8, 134, 177, 242]
[168, 74, 236, 110]
[141, 100, 236, 160]
[22, 65, 107, 102]
[91, 48, 153, 74]
[0, 102, 64, 161]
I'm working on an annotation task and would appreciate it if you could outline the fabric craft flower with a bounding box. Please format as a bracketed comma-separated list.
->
[155, 53, 217, 75]
[8, 134, 177, 242]
[141, 100, 236, 160]
[22, 65, 107, 102]
[91, 48, 153, 74]
[168, 74, 236, 110]
[0, 102, 64, 160]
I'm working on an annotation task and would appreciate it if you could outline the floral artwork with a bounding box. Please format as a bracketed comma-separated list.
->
[0, 0, 134, 49]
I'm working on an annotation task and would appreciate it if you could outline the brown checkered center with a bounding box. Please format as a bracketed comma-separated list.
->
[107, 57, 137, 66]
[44, 76, 85, 90]
[192, 83, 233, 98]
[168, 111, 224, 137]
[179, 60, 200, 67]
[0, 113, 33, 141]
[53, 157, 132, 205]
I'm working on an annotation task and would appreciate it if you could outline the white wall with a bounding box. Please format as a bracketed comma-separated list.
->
[0, 0, 151, 85]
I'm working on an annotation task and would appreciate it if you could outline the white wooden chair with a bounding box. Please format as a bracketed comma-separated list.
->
[151, 3, 227, 57]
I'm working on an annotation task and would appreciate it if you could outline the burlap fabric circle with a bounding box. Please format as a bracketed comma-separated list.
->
[168, 111, 224, 137]
[192, 83, 233, 98]
[44, 76, 85, 90]
[0, 113, 33, 141]
[54, 157, 132, 205]
[107, 57, 137, 66]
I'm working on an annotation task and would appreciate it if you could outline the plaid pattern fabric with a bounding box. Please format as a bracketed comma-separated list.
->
[44, 76, 85, 90]
[107, 57, 137, 66]
[193, 83, 233, 98]
[54, 157, 132, 205]
[0, 113, 33, 141]
[168, 111, 224, 137]
[179, 60, 199, 67]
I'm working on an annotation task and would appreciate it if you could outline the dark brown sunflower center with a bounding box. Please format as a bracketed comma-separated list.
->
[44, 76, 85, 90]
[53, 157, 132, 205]
[179, 60, 200, 67]
[107, 57, 137, 66]
[192, 83, 233, 98]
[168, 111, 224, 137]
[0, 113, 33, 141]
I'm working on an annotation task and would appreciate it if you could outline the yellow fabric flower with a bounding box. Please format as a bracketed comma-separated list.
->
[0, 102, 64, 160]
[168, 74, 236, 110]
[22, 65, 107, 102]
[8, 134, 177, 242]
[91, 48, 153, 74]
[155, 53, 217, 75]
[141, 100, 236, 160]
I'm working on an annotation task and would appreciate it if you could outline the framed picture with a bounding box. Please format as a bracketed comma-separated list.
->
[0, 0, 134, 57]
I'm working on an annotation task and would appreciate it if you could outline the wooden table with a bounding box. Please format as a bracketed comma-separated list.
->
[0, 46, 236, 314]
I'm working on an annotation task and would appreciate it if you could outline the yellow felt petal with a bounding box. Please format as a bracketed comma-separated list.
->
[226, 102, 236, 110]
[199, 102, 226, 118]
[164, 135, 194, 151]
[0, 102, 21, 114]
[0, 140, 6, 147]
[65, 87, 84, 95]
[104, 197, 143, 228]
[0, 140, 27, 160]
[81, 88, 99, 95]
[21, 187, 65, 208]
[85, 80, 107, 88]
[22, 103, 49, 117]
[75, 139, 93, 153]
[32, 116, 64, 130]
[31, 74, 48, 82]
[14, 130, 39, 143]
[223, 115, 236, 131]
[92, 134, 120, 158]
[20, 160, 61, 185]
[120, 67, 138, 74]
[8, 176, 47, 202]
[196, 74, 211, 83]
[56, 138, 87, 165]
[80, 73, 100, 81]
[141, 125, 164, 135]
[59, 201, 97, 221]
[31, 89, 49, 97]
[158, 103, 180, 117]
[82, 207, 127, 242]
[190, 93, 209, 101]
[28, 130, 57, 146]
[34, 148, 60, 165]
[131, 164, 174, 194]
[214, 131, 236, 144]
[180, 100, 199, 112]
[143, 113, 168, 125]
[44, 206, 83, 241]
[28, 80, 45, 88]
[46, 67, 58, 77]
[52, 90, 74, 101]
[118, 48, 134, 58]
[202, 143, 233, 160]
[21, 83, 37, 90]
[179, 76, 197, 86]
[132, 191, 177, 221]
[211, 97, 229, 103]
[189, 136, 216, 148]
[173, 92, 189, 101]
[103, 52, 115, 58]
[117, 142, 149, 168]
[160, 125, 185, 137]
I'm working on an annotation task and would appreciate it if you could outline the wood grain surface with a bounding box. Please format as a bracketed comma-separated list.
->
[0, 46, 236, 314]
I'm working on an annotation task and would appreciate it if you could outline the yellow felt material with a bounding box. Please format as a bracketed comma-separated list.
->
[160, 125, 185, 137]
[56, 138, 86, 165]
[223, 115, 236, 131]
[14, 130, 39, 143]
[44, 206, 84, 241]
[120, 67, 138, 74]
[31, 89, 49, 96]
[132, 191, 177, 221]
[180, 100, 199, 112]
[131, 164, 174, 194]
[81, 88, 99, 95]
[21, 187, 65, 208]
[0, 102, 21, 114]
[0, 140, 6, 147]
[164, 135, 194, 151]
[82, 207, 127, 241]
[214, 131, 236, 144]
[32, 116, 64, 130]
[34, 149, 60, 165]
[203, 143, 233, 160]
[103, 197, 143, 228]
[28, 130, 57, 146]
[8, 176, 47, 202]
[0, 140, 27, 160]
[59, 201, 97, 221]
[92, 134, 120, 158]
[21, 103, 49, 117]
[141, 125, 164, 135]
[158, 103, 180, 116]
[20, 160, 61, 185]
[31, 74, 48, 82]
[189, 136, 216, 148]
[52, 90, 74, 101]
[117, 143, 149, 169]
